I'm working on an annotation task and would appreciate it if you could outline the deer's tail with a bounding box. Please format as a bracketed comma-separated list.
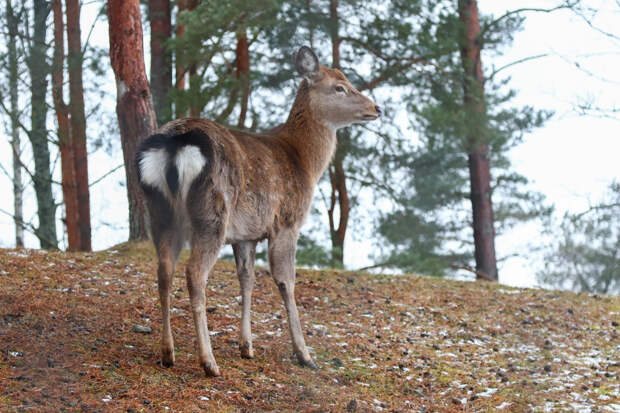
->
[136, 129, 214, 202]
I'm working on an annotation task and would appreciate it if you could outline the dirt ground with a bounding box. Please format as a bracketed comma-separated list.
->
[0, 242, 618, 412]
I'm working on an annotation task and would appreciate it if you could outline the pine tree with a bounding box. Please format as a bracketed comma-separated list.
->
[66, 0, 91, 251]
[375, 1, 552, 278]
[51, 0, 81, 250]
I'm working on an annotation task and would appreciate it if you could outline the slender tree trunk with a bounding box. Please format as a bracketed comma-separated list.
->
[149, 0, 172, 125]
[51, 0, 81, 250]
[29, 0, 58, 249]
[328, 143, 350, 268]
[66, 0, 91, 251]
[326, 0, 349, 268]
[6, 0, 24, 247]
[108, 0, 158, 241]
[174, 0, 189, 118]
[188, 62, 200, 117]
[458, 0, 498, 281]
[185, 0, 200, 118]
[236, 29, 250, 129]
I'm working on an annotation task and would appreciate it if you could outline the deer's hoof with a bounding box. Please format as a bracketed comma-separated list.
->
[202, 362, 221, 377]
[161, 349, 175, 368]
[240, 343, 254, 359]
[299, 358, 318, 370]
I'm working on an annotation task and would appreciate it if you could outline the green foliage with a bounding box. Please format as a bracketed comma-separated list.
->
[296, 233, 337, 268]
[372, 2, 553, 276]
[538, 181, 620, 294]
[169, 0, 282, 125]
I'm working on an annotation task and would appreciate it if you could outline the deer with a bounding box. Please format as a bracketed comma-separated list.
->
[135, 46, 381, 376]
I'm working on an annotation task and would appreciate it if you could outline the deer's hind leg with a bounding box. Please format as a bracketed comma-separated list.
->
[186, 189, 229, 377]
[233, 241, 257, 359]
[149, 195, 184, 368]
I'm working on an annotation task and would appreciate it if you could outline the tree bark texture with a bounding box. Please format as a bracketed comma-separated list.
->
[458, 0, 498, 281]
[327, 0, 349, 268]
[29, 0, 58, 249]
[149, 0, 172, 125]
[6, 0, 24, 247]
[51, 0, 81, 250]
[108, 0, 158, 241]
[174, 0, 190, 118]
[328, 142, 350, 268]
[186, 1, 200, 118]
[236, 29, 250, 128]
[66, 0, 91, 251]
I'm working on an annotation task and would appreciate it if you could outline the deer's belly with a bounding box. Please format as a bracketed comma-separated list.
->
[224, 201, 272, 244]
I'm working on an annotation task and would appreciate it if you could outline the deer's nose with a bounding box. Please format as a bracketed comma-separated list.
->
[375, 105, 382, 116]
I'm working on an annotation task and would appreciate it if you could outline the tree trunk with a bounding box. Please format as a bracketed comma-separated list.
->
[108, 0, 158, 241]
[51, 0, 81, 250]
[328, 142, 350, 268]
[236, 29, 250, 129]
[458, 0, 498, 281]
[174, 0, 190, 118]
[188, 61, 200, 117]
[326, 0, 349, 268]
[185, 0, 200, 118]
[66, 0, 91, 251]
[29, 0, 58, 249]
[6, 0, 24, 247]
[149, 0, 172, 125]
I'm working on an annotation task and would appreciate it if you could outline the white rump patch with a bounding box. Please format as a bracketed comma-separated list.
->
[175, 146, 206, 199]
[139, 148, 170, 196]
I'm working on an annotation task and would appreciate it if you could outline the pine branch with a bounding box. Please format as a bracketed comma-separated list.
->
[572, 202, 620, 220]
[89, 164, 124, 187]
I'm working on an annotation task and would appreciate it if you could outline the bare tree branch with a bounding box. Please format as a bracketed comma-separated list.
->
[483, 1, 580, 36]
[89, 164, 124, 187]
[0, 207, 57, 248]
[488, 53, 549, 80]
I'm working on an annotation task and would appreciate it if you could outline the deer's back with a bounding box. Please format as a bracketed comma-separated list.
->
[151, 118, 314, 243]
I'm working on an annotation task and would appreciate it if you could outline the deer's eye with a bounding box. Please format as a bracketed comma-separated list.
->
[335, 85, 345, 93]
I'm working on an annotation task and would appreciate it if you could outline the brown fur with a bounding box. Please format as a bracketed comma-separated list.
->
[138, 47, 379, 376]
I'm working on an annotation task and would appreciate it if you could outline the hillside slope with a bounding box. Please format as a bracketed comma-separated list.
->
[0, 243, 618, 412]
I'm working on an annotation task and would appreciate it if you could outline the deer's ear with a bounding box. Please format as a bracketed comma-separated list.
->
[294, 46, 320, 82]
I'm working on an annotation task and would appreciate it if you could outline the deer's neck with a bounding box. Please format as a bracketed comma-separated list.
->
[279, 82, 337, 182]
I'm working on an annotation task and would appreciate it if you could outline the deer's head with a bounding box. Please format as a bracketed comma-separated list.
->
[294, 46, 381, 131]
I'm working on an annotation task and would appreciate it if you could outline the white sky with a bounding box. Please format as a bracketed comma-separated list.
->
[0, 0, 618, 290]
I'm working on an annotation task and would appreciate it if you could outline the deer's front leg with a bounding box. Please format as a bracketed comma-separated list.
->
[268, 230, 317, 369]
[233, 241, 257, 359]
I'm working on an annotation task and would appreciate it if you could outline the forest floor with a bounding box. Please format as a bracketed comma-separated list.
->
[0, 242, 618, 412]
